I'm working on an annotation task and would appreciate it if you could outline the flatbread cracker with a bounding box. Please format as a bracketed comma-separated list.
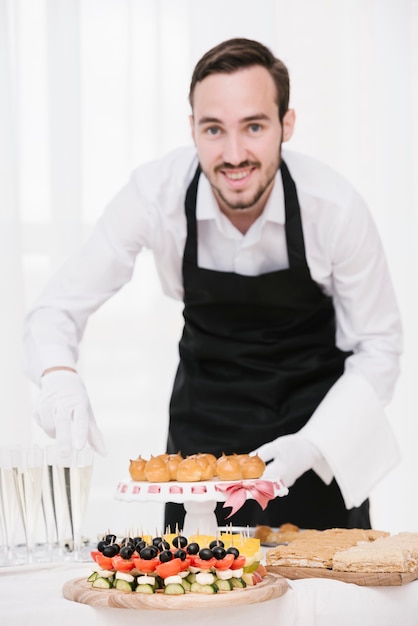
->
[266, 528, 389, 569]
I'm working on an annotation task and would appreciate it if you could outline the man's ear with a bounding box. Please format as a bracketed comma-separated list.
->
[189, 115, 196, 144]
[282, 109, 296, 142]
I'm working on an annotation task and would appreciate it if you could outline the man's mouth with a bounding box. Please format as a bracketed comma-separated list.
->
[216, 161, 260, 187]
[223, 169, 251, 181]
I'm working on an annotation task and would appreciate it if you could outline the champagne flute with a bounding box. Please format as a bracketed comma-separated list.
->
[0, 448, 20, 564]
[46, 446, 93, 561]
[40, 460, 61, 559]
[11, 446, 44, 564]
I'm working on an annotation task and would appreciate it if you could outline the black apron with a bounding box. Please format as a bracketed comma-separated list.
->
[165, 161, 370, 531]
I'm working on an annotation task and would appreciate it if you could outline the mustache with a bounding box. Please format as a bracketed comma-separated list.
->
[214, 160, 260, 173]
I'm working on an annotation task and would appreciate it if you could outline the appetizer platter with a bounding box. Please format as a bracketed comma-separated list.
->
[63, 573, 288, 609]
[63, 529, 289, 609]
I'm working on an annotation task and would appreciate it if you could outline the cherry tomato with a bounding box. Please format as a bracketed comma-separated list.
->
[94, 553, 114, 570]
[179, 557, 191, 571]
[186, 554, 199, 566]
[213, 553, 235, 570]
[90, 550, 101, 562]
[230, 555, 246, 570]
[132, 557, 159, 573]
[192, 557, 216, 570]
[112, 555, 135, 572]
[155, 557, 182, 579]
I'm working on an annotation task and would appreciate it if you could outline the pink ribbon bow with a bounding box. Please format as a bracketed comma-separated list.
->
[216, 480, 276, 518]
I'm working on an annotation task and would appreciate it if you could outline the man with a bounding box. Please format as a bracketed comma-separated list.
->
[24, 38, 402, 531]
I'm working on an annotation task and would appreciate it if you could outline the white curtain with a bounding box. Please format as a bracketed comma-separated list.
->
[1, 0, 417, 537]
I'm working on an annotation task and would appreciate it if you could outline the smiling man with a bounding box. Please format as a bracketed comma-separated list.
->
[24, 38, 402, 532]
[191, 65, 295, 231]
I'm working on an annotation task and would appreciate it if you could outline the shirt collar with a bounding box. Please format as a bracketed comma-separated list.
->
[196, 168, 285, 227]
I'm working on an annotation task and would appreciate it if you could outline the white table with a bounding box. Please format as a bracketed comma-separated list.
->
[2, 561, 418, 626]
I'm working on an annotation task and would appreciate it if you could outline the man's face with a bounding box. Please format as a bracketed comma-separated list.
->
[190, 65, 295, 216]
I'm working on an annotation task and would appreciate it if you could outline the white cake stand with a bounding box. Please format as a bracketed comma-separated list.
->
[114, 478, 288, 536]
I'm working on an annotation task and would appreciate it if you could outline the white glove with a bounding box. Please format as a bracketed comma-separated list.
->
[251, 433, 332, 487]
[34, 370, 107, 457]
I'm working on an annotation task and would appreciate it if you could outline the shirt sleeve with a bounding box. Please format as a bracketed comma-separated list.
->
[23, 177, 150, 384]
[329, 188, 402, 405]
[23, 146, 196, 385]
[301, 187, 403, 507]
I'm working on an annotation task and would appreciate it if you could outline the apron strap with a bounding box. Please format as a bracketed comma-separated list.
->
[183, 164, 201, 267]
[280, 160, 309, 269]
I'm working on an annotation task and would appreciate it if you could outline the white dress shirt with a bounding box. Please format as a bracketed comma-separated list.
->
[23, 146, 403, 508]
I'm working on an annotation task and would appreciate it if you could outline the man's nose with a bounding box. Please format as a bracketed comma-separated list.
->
[222, 133, 247, 165]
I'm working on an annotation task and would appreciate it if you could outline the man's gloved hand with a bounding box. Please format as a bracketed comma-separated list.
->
[251, 433, 331, 487]
[34, 370, 107, 457]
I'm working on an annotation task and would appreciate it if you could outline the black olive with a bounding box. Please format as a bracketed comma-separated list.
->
[212, 546, 227, 560]
[157, 540, 170, 552]
[159, 550, 174, 563]
[226, 546, 240, 558]
[135, 539, 146, 552]
[152, 536, 163, 547]
[120, 545, 134, 559]
[174, 548, 187, 561]
[199, 548, 214, 560]
[105, 534, 117, 543]
[209, 539, 225, 550]
[187, 542, 200, 555]
[140, 545, 158, 560]
[120, 537, 135, 547]
[103, 543, 120, 557]
[97, 540, 108, 553]
[172, 535, 188, 549]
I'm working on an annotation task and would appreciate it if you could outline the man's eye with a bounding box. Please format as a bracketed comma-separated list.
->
[206, 126, 220, 136]
[249, 123, 262, 133]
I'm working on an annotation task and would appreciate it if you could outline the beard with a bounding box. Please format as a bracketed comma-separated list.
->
[212, 168, 277, 211]
[205, 149, 282, 212]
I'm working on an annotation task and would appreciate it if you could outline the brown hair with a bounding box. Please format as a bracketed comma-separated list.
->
[189, 38, 290, 123]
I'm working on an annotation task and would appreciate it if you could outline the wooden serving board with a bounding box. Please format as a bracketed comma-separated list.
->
[266, 565, 418, 586]
[62, 573, 289, 610]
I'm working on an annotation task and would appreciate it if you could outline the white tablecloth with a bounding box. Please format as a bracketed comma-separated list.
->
[2, 561, 418, 626]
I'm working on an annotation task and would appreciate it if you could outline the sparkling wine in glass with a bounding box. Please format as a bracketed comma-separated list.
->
[46, 446, 93, 560]
[0, 448, 20, 564]
[11, 446, 44, 563]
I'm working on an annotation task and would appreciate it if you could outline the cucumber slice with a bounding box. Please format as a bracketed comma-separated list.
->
[190, 582, 218, 594]
[135, 584, 155, 594]
[155, 575, 164, 590]
[92, 577, 113, 589]
[87, 571, 99, 582]
[230, 577, 247, 589]
[215, 579, 233, 591]
[181, 578, 191, 591]
[186, 572, 197, 583]
[164, 583, 186, 595]
[114, 578, 134, 592]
